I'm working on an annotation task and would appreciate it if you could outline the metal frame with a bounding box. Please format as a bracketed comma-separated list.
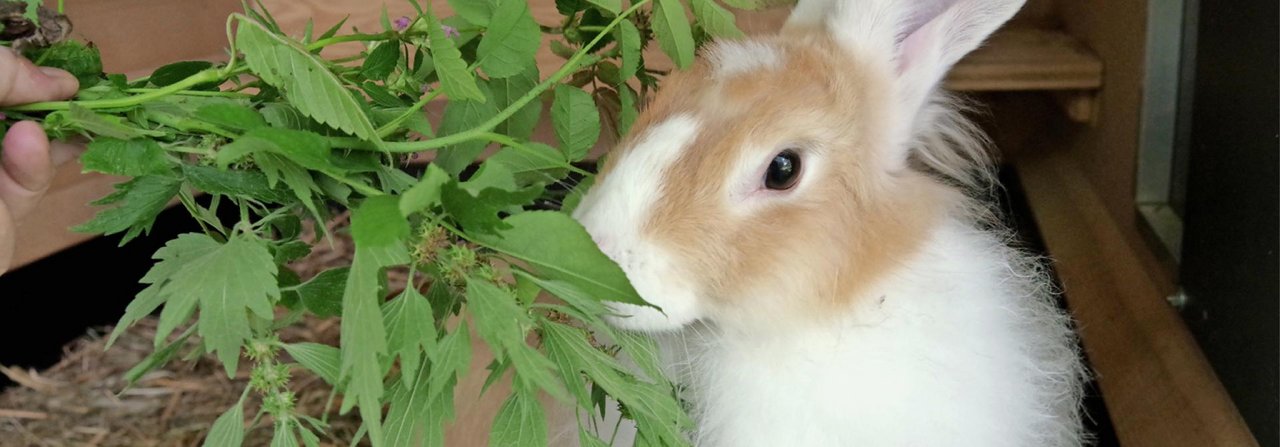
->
[1136, 0, 1197, 264]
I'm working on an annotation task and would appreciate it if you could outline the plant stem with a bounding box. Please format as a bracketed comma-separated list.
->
[478, 132, 593, 177]
[375, 89, 443, 138]
[330, 0, 651, 154]
[306, 32, 396, 52]
[4, 69, 226, 112]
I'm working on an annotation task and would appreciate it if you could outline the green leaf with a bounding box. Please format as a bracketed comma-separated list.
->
[362, 42, 402, 80]
[489, 63, 541, 140]
[691, 0, 745, 39]
[74, 175, 182, 242]
[202, 402, 246, 447]
[256, 154, 323, 219]
[586, 0, 622, 15]
[26, 40, 103, 86]
[218, 128, 340, 174]
[382, 286, 436, 387]
[194, 103, 267, 132]
[652, 0, 696, 69]
[182, 164, 293, 204]
[442, 182, 542, 235]
[400, 164, 450, 216]
[235, 16, 382, 142]
[476, 0, 540, 79]
[351, 195, 411, 247]
[466, 279, 562, 397]
[488, 389, 547, 447]
[56, 103, 166, 140]
[618, 84, 640, 137]
[318, 15, 350, 41]
[384, 354, 454, 447]
[80, 138, 173, 177]
[487, 143, 569, 186]
[159, 235, 279, 376]
[446, 0, 496, 26]
[340, 199, 412, 446]
[617, 19, 642, 82]
[426, 9, 485, 102]
[271, 420, 299, 447]
[475, 212, 646, 306]
[295, 267, 349, 317]
[427, 320, 472, 401]
[282, 342, 342, 386]
[149, 61, 217, 88]
[434, 84, 499, 175]
[123, 328, 191, 386]
[552, 85, 600, 161]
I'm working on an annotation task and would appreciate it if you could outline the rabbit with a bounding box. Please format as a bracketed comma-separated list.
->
[565, 0, 1088, 445]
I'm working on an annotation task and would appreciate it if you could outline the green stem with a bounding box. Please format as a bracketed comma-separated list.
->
[306, 32, 396, 52]
[330, 0, 650, 154]
[124, 88, 252, 99]
[375, 89, 443, 138]
[327, 173, 386, 197]
[478, 132, 593, 177]
[3, 69, 226, 112]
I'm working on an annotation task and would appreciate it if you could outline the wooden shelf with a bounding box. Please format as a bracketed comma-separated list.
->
[948, 28, 1104, 92]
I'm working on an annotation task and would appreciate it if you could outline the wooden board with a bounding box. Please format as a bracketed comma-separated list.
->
[1014, 148, 1258, 447]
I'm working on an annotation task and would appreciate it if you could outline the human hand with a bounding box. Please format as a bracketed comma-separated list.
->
[0, 46, 81, 274]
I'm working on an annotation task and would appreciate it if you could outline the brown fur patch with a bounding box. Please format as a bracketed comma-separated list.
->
[597, 32, 954, 326]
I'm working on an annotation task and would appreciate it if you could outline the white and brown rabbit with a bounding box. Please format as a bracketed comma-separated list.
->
[568, 0, 1087, 445]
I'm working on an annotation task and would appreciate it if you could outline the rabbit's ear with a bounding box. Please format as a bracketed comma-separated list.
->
[885, 0, 1023, 114]
[789, 0, 1022, 131]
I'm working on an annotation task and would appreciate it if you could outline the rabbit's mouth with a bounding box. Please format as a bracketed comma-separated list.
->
[598, 246, 705, 332]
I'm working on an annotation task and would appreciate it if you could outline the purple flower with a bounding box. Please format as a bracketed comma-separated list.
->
[441, 25, 460, 38]
[0, 112, 6, 121]
[394, 16, 411, 31]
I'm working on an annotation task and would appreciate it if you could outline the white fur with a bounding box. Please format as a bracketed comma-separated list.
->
[648, 219, 1084, 447]
[572, 115, 708, 330]
[566, 0, 1086, 445]
[704, 40, 785, 79]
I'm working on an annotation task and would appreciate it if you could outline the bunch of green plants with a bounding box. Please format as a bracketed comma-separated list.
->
[1, 0, 761, 445]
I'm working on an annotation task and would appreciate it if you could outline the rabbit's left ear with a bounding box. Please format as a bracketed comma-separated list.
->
[887, 0, 1024, 114]
[786, 0, 1023, 133]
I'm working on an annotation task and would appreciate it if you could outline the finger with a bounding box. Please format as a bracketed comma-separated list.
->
[0, 121, 54, 221]
[50, 140, 85, 167]
[0, 47, 80, 106]
[0, 199, 14, 276]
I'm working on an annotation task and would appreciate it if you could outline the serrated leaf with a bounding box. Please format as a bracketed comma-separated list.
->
[256, 154, 323, 219]
[283, 342, 341, 386]
[442, 182, 542, 235]
[552, 85, 600, 161]
[74, 175, 182, 242]
[466, 279, 562, 397]
[271, 419, 299, 447]
[618, 84, 639, 137]
[475, 212, 646, 306]
[447, 0, 496, 26]
[652, 0, 696, 69]
[58, 103, 166, 140]
[400, 164, 450, 216]
[158, 235, 279, 376]
[235, 16, 381, 142]
[362, 42, 402, 80]
[691, 0, 744, 39]
[202, 402, 245, 447]
[351, 195, 411, 247]
[617, 20, 642, 82]
[435, 84, 499, 175]
[489, 63, 541, 139]
[487, 143, 569, 186]
[295, 267, 349, 317]
[217, 128, 340, 174]
[26, 40, 103, 86]
[384, 354, 454, 447]
[476, 0, 540, 78]
[182, 164, 293, 204]
[425, 9, 484, 102]
[382, 286, 435, 387]
[195, 103, 267, 131]
[80, 138, 173, 177]
[149, 61, 217, 88]
[586, 0, 622, 15]
[488, 389, 547, 447]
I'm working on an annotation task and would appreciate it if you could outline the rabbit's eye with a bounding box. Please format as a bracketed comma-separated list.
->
[765, 149, 802, 190]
